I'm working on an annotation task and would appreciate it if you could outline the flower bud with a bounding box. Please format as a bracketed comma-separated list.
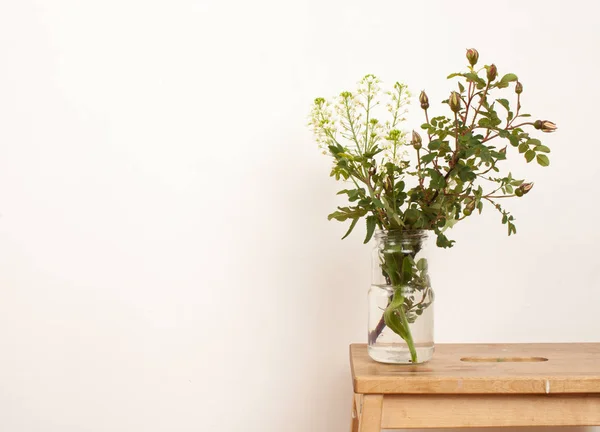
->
[515, 81, 523, 94]
[521, 182, 534, 194]
[466, 48, 479, 66]
[368, 166, 377, 176]
[487, 64, 497, 82]
[411, 130, 422, 149]
[448, 91, 462, 113]
[387, 177, 395, 191]
[516, 182, 534, 197]
[534, 120, 557, 133]
[388, 129, 401, 141]
[419, 91, 429, 110]
[464, 199, 476, 216]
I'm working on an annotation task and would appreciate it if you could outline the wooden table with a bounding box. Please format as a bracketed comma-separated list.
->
[349, 343, 600, 431]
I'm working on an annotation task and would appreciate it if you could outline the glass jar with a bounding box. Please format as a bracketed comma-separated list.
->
[368, 230, 434, 364]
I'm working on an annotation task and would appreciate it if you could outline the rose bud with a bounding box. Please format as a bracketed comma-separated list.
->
[419, 90, 429, 110]
[463, 200, 476, 216]
[516, 182, 534, 197]
[487, 64, 498, 81]
[412, 130, 422, 149]
[515, 81, 523, 94]
[534, 120, 557, 133]
[449, 91, 462, 113]
[466, 48, 479, 66]
[521, 182, 534, 194]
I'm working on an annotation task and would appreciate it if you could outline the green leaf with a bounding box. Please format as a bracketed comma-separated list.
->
[416, 258, 427, 271]
[518, 143, 528, 153]
[401, 256, 413, 282]
[371, 198, 384, 209]
[496, 98, 510, 111]
[429, 170, 446, 190]
[436, 233, 455, 248]
[384, 292, 409, 339]
[500, 73, 518, 83]
[364, 215, 377, 244]
[404, 208, 420, 224]
[508, 134, 520, 147]
[458, 82, 465, 93]
[536, 154, 550, 167]
[421, 152, 437, 164]
[478, 117, 493, 128]
[464, 72, 486, 86]
[525, 150, 536, 162]
[535, 145, 551, 153]
[337, 188, 364, 202]
[341, 218, 359, 240]
[328, 206, 368, 222]
[458, 166, 476, 182]
[428, 139, 442, 151]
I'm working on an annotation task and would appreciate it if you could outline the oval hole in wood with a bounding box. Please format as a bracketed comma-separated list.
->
[460, 356, 548, 362]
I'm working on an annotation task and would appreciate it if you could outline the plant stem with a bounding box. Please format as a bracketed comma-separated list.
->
[470, 82, 490, 128]
[416, 148, 424, 188]
[373, 246, 423, 363]
[397, 301, 418, 363]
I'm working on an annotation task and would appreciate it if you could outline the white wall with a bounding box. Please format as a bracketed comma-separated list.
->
[0, 0, 598, 431]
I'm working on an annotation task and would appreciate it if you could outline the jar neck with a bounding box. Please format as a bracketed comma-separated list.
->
[374, 229, 428, 242]
[374, 229, 428, 253]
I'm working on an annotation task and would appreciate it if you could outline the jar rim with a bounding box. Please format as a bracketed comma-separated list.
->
[374, 229, 429, 240]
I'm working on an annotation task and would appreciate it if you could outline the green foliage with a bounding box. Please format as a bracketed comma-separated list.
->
[536, 154, 550, 167]
[308, 50, 556, 248]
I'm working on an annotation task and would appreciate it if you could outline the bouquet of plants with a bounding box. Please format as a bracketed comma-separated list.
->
[308, 49, 556, 362]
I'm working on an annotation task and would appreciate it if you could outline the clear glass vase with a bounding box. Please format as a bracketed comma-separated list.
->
[368, 230, 434, 364]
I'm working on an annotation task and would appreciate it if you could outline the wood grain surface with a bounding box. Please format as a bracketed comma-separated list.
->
[350, 343, 600, 394]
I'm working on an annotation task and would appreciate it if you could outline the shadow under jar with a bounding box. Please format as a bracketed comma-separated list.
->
[368, 230, 434, 364]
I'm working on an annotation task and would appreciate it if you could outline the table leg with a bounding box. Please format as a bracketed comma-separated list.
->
[350, 394, 359, 432]
[359, 394, 383, 432]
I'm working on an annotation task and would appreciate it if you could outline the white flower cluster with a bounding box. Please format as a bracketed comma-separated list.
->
[380, 82, 412, 168]
[333, 91, 363, 147]
[380, 130, 410, 169]
[308, 98, 337, 154]
[308, 76, 413, 170]
[356, 74, 382, 103]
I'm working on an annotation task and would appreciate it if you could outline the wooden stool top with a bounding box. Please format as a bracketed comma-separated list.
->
[350, 343, 600, 395]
